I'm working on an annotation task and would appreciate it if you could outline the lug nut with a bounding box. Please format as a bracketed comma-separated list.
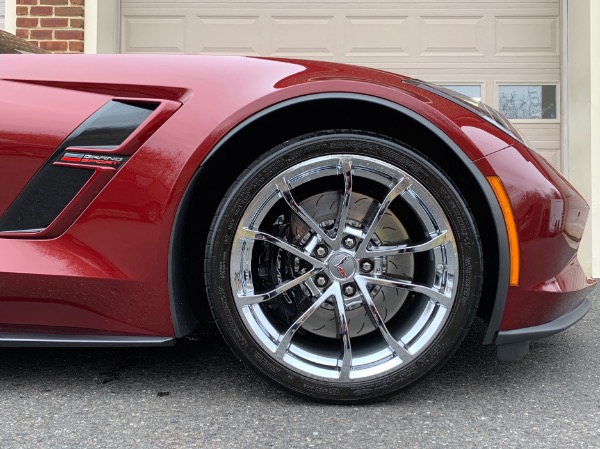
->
[343, 283, 357, 297]
[315, 274, 328, 288]
[315, 244, 328, 258]
[360, 259, 374, 273]
[343, 236, 356, 249]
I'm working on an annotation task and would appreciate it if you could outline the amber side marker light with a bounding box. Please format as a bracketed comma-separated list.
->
[487, 176, 520, 286]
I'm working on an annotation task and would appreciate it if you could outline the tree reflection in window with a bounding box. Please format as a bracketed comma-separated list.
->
[498, 85, 557, 120]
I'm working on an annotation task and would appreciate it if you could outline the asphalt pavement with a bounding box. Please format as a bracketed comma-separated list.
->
[0, 287, 598, 449]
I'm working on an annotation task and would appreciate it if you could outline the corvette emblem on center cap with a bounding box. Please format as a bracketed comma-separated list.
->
[329, 253, 357, 281]
[335, 255, 350, 279]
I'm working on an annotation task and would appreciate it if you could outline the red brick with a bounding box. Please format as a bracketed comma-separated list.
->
[39, 41, 68, 52]
[69, 41, 84, 52]
[18, 0, 87, 55]
[41, 18, 69, 27]
[16, 17, 39, 27]
[30, 6, 53, 15]
[30, 29, 54, 39]
[69, 18, 84, 28]
[16, 29, 29, 38]
[54, 6, 84, 17]
[55, 30, 83, 40]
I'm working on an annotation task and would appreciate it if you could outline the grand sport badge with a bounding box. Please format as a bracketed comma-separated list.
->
[60, 152, 126, 167]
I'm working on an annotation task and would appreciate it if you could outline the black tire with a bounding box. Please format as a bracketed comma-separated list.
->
[205, 131, 483, 403]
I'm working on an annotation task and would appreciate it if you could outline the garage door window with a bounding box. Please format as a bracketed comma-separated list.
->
[498, 84, 558, 121]
[438, 84, 482, 102]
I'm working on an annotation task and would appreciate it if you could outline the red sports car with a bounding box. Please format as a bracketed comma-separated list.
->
[0, 30, 594, 403]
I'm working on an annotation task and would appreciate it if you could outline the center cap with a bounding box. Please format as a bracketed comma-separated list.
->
[328, 252, 357, 281]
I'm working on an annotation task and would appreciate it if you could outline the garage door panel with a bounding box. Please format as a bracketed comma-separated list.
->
[513, 122, 561, 168]
[0, 0, 5, 31]
[516, 123, 561, 146]
[123, 15, 186, 53]
[196, 14, 261, 55]
[123, 0, 556, 4]
[535, 150, 560, 168]
[344, 15, 408, 58]
[496, 16, 559, 56]
[121, 0, 562, 170]
[121, 4, 560, 63]
[269, 15, 336, 57]
[419, 15, 486, 57]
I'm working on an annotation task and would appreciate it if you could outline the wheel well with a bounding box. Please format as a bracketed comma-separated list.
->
[171, 96, 501, 337]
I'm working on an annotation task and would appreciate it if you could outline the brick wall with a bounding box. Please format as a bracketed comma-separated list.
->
[16, 0, 84, 53]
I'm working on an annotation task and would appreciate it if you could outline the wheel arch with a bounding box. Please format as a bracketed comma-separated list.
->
[169, 93, 509, 344]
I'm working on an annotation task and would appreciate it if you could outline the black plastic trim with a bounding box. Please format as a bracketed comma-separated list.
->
[169, 92, 510, 343]
[495, 298, 592, 345]
[168, 167, 205, 338]
[66, 100, 158, 149]
[0, 334, 174, 347]
[0, 166, 93, 231]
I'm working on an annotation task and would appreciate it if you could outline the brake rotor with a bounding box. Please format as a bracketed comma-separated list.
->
[289, 191, 415, 339]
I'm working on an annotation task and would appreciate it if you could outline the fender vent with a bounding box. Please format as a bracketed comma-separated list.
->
[0, 100, 158, 233]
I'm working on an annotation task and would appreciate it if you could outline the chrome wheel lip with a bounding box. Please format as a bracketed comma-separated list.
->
[230, 154, 458, 382]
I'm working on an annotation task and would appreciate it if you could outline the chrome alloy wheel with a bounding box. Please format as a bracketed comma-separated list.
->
[230, 154, 458, 382]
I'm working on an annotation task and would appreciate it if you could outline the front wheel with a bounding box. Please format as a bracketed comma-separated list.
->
[205, 131, 483, 403]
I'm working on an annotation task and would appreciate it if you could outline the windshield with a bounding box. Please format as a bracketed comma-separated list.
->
[0, 29, 48, 54]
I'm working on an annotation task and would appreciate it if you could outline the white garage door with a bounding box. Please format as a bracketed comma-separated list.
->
[120, 0, 562, 169]
[0, 0, 6, 30]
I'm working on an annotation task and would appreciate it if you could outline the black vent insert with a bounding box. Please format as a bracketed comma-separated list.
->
[0, 166, 92, 231]
[67, 100, 158, 148]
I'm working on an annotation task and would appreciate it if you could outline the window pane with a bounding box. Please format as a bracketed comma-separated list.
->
[498, 85, 557, 120]
[438, 84, 481, 101]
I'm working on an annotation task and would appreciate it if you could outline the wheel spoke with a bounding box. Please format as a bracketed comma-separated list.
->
[355, 278, 414, 362]
[332, 283, 353, 380]
[274, 283, 337, 358]
[275, 178, 335, 247]
[356, 178, 411, 256]
[357, 274, 452, 308]
[363, 230, 449, 257]
[334, 157, 353, 245]
[237, 268, 318, 306]
[239, 227, 325, 270]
